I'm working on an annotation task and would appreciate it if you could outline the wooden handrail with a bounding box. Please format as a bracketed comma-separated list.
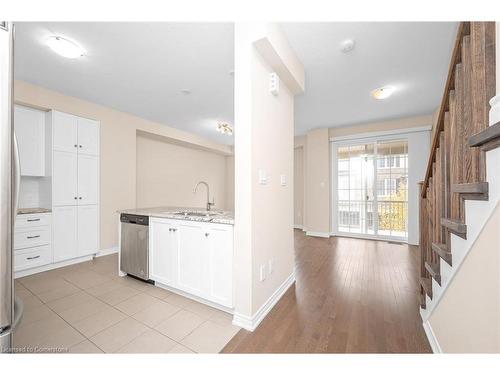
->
[421, 22, 468, 198]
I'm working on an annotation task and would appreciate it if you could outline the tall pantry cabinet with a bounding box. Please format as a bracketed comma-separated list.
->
[47, 111, 100, 262]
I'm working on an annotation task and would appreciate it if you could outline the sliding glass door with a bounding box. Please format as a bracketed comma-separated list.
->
[334, 139, 408, 240]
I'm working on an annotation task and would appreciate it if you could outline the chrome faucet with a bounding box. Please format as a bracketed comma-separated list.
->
[193, 181, 215, 211]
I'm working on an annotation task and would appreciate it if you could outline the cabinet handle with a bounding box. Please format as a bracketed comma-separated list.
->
[205, 232, 209, 237]
[79, 197, 82, 200]
[79, 145, 82, 148]
[74, 197, 77, 200]
[27, 218, 40, 222]
[27, 235, 40, 239]
[27, 255, 40, 260]
[74, 144, 78, 148]
[172, 228, 177, 232]
[168, 228, 172, 232]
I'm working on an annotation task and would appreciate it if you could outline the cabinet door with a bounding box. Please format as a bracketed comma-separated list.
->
[14, 105, 45, 176]
[78, 205, 99, 257]
[177, 221, 209, 298]
[149, 219, 178, 286]
[77, 154, 99, 205]
[52, 151, 78, 206]
[53, 111, 78, 153]
[77, 117, 99, 156]
[53, 206, 78, 262]
[207, 224, 233, 307]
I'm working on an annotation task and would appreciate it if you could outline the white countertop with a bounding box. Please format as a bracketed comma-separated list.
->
[117, 206, 234, 225]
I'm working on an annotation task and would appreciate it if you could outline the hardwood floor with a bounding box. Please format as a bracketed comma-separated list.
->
[222, 230, 432, 353]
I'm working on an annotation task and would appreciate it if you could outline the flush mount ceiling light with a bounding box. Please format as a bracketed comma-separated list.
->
[46, 36, 86, 58]
[371, 86, 396, 100]
[216, 122, 233, 136]
[340, 39, 356, 53]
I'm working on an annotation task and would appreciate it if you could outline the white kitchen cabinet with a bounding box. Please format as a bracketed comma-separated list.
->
[149, 218, 178, 286]
[52, 206, 78, 262]
[52, 111, 78, 153]
[77, 205, 99, 256]
[77, 117, 100, 156]
[149, 217, 233, 308]
[14, 105, 46, 176]
[177, 221, 210, 298]
[77, 154, 99, 205]
[52, 151, 78, 206]
[50, 110, 100, 266]
[206, 223, 233, 307]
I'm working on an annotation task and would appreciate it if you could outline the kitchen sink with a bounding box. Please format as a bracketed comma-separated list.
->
[172, 211, 219, 217]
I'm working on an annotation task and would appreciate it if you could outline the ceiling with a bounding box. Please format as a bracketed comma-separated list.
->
[281, 22, 458, 134]
[14, 22, 235, 145]
[15, 22, 458, 144]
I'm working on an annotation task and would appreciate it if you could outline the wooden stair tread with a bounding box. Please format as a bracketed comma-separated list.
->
[469, 121, 500, 149]
[431, 242, 453, 266]
[452, 182, 488, 194]
[441, 218, 467, 238]
[420, 277, 433, 300]
[424, 262, 442, 286]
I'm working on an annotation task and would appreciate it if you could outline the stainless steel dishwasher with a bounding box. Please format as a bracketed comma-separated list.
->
[120, 214, 149, 281]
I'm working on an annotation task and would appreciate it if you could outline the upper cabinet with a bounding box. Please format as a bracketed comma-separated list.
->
[14, 105, 46, 176]
[52, 111, 100, 156]
[52, 111, 78, 153]
[77, 117, 100, 156]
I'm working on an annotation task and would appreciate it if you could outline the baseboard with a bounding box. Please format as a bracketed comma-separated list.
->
[154, 282, 233, 314]
[293, 224, 303, 230]
[422, 320, 442, 353]
[97, 246, 118, 257]
[232, 272, 295, 331]
[305, 231, 330, 238]
[15, 246, 118, 279]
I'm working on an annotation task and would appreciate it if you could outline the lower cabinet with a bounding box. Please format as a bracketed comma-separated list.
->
[53, 206, 78, 262]
[77, 205, 99, 256]
[53, 204, 99, 262]
[149, 217, 233, 308]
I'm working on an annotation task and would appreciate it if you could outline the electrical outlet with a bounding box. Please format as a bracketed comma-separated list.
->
[268, 259, 274, 274]
[259, 264, 267, 281]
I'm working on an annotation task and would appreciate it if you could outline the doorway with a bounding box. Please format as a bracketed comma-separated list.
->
[332, 139, 408, 241]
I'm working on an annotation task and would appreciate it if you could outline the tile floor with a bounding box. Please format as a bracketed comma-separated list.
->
[13, 254, 239, 353]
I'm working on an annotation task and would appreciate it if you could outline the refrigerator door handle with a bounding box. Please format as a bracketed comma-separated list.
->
[12, 132, 19, 221]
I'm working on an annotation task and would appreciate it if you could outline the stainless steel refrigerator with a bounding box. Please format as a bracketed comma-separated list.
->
[0, 21, 22, 354]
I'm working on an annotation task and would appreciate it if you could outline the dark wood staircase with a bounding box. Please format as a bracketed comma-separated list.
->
[419, 22, 499, 308]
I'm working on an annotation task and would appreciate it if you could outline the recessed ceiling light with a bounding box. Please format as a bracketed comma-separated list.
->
[371, 86, 396, 100]
[216, 122, 233, 136]
[46, 36, 86, 59]
[340, 39, 355, 53]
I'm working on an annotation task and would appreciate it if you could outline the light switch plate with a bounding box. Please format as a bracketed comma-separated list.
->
[259, 170, 268, 185]
[280, 174, 287, 186]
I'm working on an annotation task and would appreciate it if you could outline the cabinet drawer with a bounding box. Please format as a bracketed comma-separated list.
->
[14, 227, 50, 249]
[15, 213, 51, 229]
[15, 245, 52, 272]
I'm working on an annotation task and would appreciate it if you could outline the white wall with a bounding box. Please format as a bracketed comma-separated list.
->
[136, 132, 233, 210]
[233, 23, 304, 328]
